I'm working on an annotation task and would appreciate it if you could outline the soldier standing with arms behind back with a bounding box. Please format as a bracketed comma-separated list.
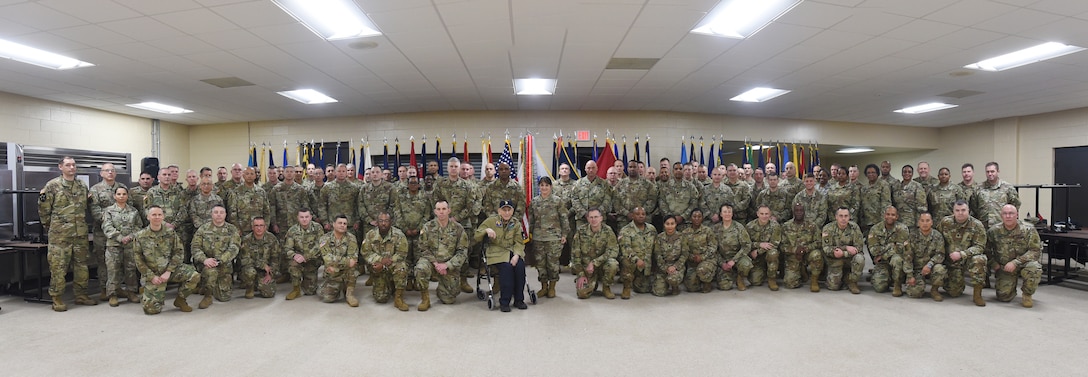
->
[89, 163, 126, 301]
[39, 156, 96, 311]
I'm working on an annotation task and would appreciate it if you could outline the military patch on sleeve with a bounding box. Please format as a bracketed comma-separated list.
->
[39, 193, 47, 202]
[319, 241, 327, 247]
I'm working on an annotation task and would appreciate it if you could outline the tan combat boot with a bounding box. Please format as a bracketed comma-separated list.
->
[848, 282, 861, 294]
[418, 290, 431, 311]
[345, 286, 359, 307]
[972, 285, 986, 306]
[930, 286, 943, 302]
[51, 296, 67, 312]
[892, 284, 903, 297]
[393, 289, 409, 311]
[125, 290, 140, 303]
[735, 278, 747, 291]
[173, 296, 193, 312]
[602, 285, 615, 299]
[108, 294, 119, 307]
[810, 276, 821, 292]
[285, 285, 301, 300]
[460, 277, 473, 293]
[364, 274, 375, 287]
[244, 287, 255, 299]
[1021, 293, 1033, 308]
[621, 282, 632, 299]
[74, 295, 98, 306]
[768, 279, 779, 291]
[547, 281, 557, 298]
[198, 294, 213, 309]
[100, 287, 109, 302]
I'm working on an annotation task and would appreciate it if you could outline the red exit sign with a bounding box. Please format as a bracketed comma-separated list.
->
[576, 130, 591, 141]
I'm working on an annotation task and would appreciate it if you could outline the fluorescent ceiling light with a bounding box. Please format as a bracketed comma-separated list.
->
[272, 0, 381, 40]
[837, 147, 875, 154]
[894, 102, 958, 114]
[126, 102, 193, 114]
[739, 145, 774, 151]
[277, 89, 339, 104]
[730, 87, 791, 102]
[0, 39, 94, 70]
[691, 0, 803, 39]
[513, 79, 557, 95]
[965, 42, 1086, 72]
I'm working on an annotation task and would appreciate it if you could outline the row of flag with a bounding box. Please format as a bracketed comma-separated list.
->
[739, 139, 821, 179]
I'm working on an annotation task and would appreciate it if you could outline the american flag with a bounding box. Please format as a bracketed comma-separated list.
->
[498, 138, 516, 180]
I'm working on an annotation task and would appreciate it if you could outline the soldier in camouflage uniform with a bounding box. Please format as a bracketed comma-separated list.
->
[228, 167, 271, 236]
[364, 212, 411, 311]
[393, 177, 432, 291]
[682, 209, 718, 293]
[240, 217, 280, 299]
[936, 200, 988, 306]
[269, 166, 309, 237]
[879, 161, 898, 188]
[757, 173, 791, 223]
[928, 167, 967, 221]
[972, 162, 1020, 228]
[433, 158, 480, 294]
[715, 203, 752, 291]
[613, 161, 657, 231]
[318, 216, 361, 307]
[745, 206, 782, 290]
[191, 205, 241, 309]
[89, 163, 126, 301]
[893, 165, 927, 230]
[703, 167, 736, 223]
[822, 207, 865, 294]
[128, 172, 154, 214]
[793, 174, 828, 228]
[481, 163, 523, 220]
[359, 166, 396, 238]
[529, 177, 569, 298]
[189, 177, 224, 232]
[914, 162, 939, 192]
[958, 163, 980, 216]
[986, 204, 1041, 308]
[866, 206, 909, 295]
[618, 207, 655, 298]
[284, 208, 324, 300]
[133, 206, 200, 315]
[414, 201, 469, 310]
[781, 162, 803, 199]
[904, 213, 947, 301]
[261, 166, 280, 193]
[858, 164, 892, 234]
[824, 164, 860, 225]
[38, 156, 95, 311]
[782, 204, 824, 291]
[571, 161, 614, 228]
[658, 164, 699, 228]
[101, 187, 144, 306]
[723, 164, 751, 223]
[652, 216, 686, 296]
[144, 168, 188, 244]
[572, 208, 619, 299]
[321, 164, 360, 234]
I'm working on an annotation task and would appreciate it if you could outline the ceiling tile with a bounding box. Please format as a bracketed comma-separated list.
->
[154, 8, 239, 35]
[194, 29, 266, 50]
[210, 0, 296, 28]
[100, 17, 185, 42]
[40, 0, 143, 23]
[51, 24, 136, 47]
[924, 0, 1018, 27]
[0, 2, 86, 30]
[113, 0, 203, 16]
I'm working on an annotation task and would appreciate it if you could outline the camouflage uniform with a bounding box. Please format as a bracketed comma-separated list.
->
[143, 185, 188, 236]
[240, 232, 281, 298]
[914, 176, 939, 192]
[904, 228, 947, 299]
[702, 182, 737, 223]
[481, 179, 524, 220]
[363, 227, 410, 303]
[744, 219, 782, 286]
[192, 221, 241, 302]
[756, 187, 792, 223]
[986, 221, 1042, 303]
[781, 219, 824, 289]
[793, 189, 829, 228]
[101, 203, 144, 297]
[893, 180, 927, 229]
[39, 176, 92, 300]
[723, 179, 751, 223]
[434, 178, 480, 279]
[714, 222, 752, 290]
[414, 219, 469, 304]
[618, 222, 656, 294]
[530, 194, 569, 284]
[269, 181, 309, 237]
[652, 231, 686, 296]
[681, 225, 718, 291]
[133, 226, 200, 314]
[187, 192, 224, 231]
[866, 222, 909, 293]
[322, 180, 360, 231]
[128, 185, 150, 214]
[825, 181, 860, 225]
[613, 177, 658, 230]
[936, 215, 988, 297]
[571, 176, 613, 226]
[958, 181, 980, 217]
[306, 183, 328, 225]
[858, 179, 892, 232]
[571, 225, 619, 297]
[393, 187, 433, 273]
[284, 222, 325, 295]
[260, 180, 277, 195]
[657, 178, 698, 225]
[89, 180, 125, 294]
[928, 183, 966, 221]
[228, 184, 270, 235]
[972, 180, 1021, 228]
[821, 221, 866, 291]
[358, 180, 395, 237]
[317, 231, 360, 303]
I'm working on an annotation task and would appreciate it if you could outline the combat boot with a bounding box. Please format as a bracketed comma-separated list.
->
[576, 285, 593, 299]
[809, 276, 820, 292]
[735, 278, 747, 291]
[245, 287, 255, 299]
[930, 286, 943, 302]
[702, 282, 713, 293]
[393, 289, 409, 311]
[345, 286, 359, 307]
[108, 294, 119, 307]
[602, 285, 615, 299]
[848, 282, 861, 294]
[198, 294, 213, 309]
[547, 281, 557, 298]
[621, 282, 632, 299]
[972, 285, 986, 306]
[100, 287, 109, 302]
[418, 290, 431, 311]
[892, 284, 903, 297]
[51, 296, 67, 312]
[670, 282, 681, 296]
[364, 274, 375, 287]
[173, 296, 193, 312]
[125, 290, 140, 303]
[75, 295, 98, 306]
[1021, 293, 1033, 308]
[460, 277, 473, 293]
[768, 279, 779, 291]
[285, 285, 301, 300]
